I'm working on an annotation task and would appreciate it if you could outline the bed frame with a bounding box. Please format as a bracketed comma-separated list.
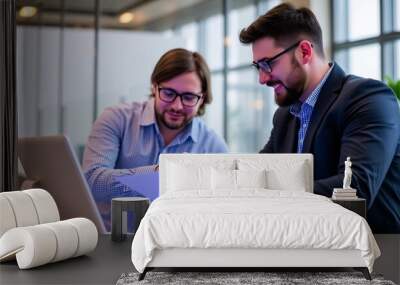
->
[137, 154, 372, 281]
[139, 248, 371, 280]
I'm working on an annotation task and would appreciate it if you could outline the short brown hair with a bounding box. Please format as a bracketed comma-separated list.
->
[150, 48, 212, 116]
[239, 3, 325, 57]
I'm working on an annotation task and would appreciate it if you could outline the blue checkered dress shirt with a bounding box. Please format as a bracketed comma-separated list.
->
[289, 64, 334, 153]
[83, 98, 228, 230]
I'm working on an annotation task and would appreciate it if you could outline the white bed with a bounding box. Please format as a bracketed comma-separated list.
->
[131, 154, 380, 280]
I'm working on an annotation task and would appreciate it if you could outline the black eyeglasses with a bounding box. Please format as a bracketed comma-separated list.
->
[252, 41, 301, 73]
[158, 87, 203, 107]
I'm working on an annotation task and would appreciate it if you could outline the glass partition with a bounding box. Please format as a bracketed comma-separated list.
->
[227, 69, 276, 152]
[16, 0, 280, 159]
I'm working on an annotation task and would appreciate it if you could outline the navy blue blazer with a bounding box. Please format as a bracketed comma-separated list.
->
[260, 63, 400, 233]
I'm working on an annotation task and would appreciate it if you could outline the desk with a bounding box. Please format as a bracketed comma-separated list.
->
[0, 235, 133, 285]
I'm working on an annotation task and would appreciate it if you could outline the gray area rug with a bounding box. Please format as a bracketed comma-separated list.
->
[116, 271, 396, 285]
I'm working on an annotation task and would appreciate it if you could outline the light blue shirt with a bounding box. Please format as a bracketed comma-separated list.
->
[289, 63, 334, 153]
[83, 98, 228, 230]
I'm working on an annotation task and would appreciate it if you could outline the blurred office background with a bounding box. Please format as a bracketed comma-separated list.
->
[16, 0, 400, 161]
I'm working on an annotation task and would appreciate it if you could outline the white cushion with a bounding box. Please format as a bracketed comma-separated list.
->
[160, 155, 236, 194]
[238, 159, 310, 192]
[0, 189, 60, 238]
[211, 169, 236, 190]
[24, 189, 60, 224]
[0, 218, 97, 269]
[0, 189, 98, 269]
[166, 163, 212, 191]
[42, 221, 79, 262]
[236, 169, 267, 189]
[160, 154, 313, 194]
[0, 192, 39, 227]
[266, 161, 308, 191]
[66, 218, 98, 257]
[0, 196, 17, 237]
[0, 225, 57, 268]
[211, 169, 268, 191]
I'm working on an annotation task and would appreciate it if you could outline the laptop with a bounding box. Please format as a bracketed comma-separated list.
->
[18, 135, 106, 234]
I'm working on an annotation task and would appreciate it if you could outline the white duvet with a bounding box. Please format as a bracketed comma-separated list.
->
[131, 190, 380, 273]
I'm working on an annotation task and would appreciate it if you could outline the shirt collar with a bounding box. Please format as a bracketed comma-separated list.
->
[140, 98, 157, 126]
[305, 63, 334, 107]
[290, 62, 334, 116]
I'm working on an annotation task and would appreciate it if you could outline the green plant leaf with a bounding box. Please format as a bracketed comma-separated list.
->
[396, 81, 400, 101]
[384, 75, 400, 101]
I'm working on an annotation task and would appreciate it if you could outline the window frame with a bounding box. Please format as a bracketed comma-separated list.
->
[331, 0, 400, 80]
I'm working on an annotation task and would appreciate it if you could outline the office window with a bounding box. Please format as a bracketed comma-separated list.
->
[203, 14, 224, 71]
[16, 0, 282, 160]
[396, 0, 400, 30]
[227, 69, 276, 152]
[166, 0, 279, 152]
[228, 4, 256, 68]
[396, 40, 400, 77]
[333, 0, 400, 80]
[349, 44, 381, 79]
[177, 22, 199, 52]
[348, 0, 379, 41]
[342, 44, 381, 80]
[203, 73, 224, 139]
[257, 0, 280, 15]
[225, 0, 276, 152]
[227, 69, 257, 152]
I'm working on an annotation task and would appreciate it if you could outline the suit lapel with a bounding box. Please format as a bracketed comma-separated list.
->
[302, 64, 347, 153]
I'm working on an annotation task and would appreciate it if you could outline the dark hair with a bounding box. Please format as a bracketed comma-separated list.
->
[150, 48, 212, 116]
[239, 3, 325, 57]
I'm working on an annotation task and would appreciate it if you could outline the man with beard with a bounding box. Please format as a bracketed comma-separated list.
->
[83, 48, 228, 230]
[239, 3, 400, 233]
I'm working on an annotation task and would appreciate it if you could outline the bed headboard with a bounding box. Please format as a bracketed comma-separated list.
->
[159, 153, 313, 195]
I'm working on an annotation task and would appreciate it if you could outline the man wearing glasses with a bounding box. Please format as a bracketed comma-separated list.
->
[240, 3, 400, 233]
[83, 48, 228, 230]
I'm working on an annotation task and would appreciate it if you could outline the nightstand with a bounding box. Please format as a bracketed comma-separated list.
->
[111, 197, 150, 242]
[331, 198, 366, 218]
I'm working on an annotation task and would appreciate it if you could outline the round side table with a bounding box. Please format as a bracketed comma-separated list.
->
[111, 197, 150, 242]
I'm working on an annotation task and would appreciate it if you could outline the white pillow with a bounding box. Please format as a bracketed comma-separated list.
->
[167, 162, 212, 191]
[211, 168, 236, 190]
[211, 169, 268, 190]
[236, 169, 267, 189]
[266, 161, 308, 191]
[238, 158, 310, 192]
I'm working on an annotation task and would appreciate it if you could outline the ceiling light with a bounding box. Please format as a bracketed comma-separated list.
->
[19, 6, 37, 18]
[119, 12, 134, 24]
[224, 36, 232, 47]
